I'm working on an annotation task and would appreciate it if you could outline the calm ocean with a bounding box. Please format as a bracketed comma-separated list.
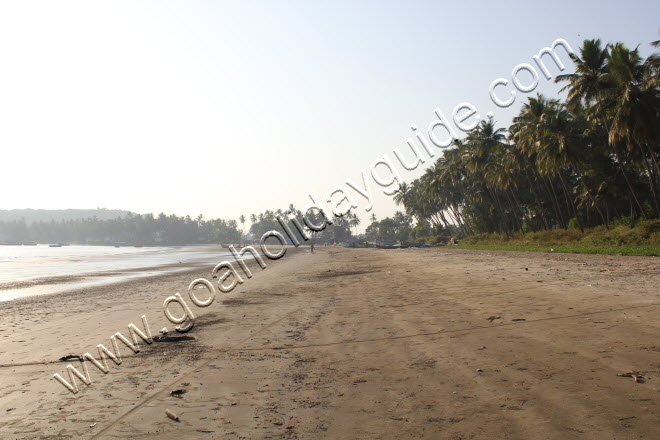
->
[0, 245, 234, 301]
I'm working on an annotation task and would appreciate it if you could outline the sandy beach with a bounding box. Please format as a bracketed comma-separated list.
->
[0, 247, 658, 439]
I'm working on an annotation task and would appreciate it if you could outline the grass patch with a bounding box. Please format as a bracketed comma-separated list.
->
[453, 220, 660, 257]
[455, 242, 659, 256]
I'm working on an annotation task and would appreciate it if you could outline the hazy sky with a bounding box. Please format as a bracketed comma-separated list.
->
[1, 1, 658, 229]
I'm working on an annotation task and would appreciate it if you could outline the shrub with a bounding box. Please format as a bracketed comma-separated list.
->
[424, 234, 449, 245]
[651, 232, 660, 246]
[521, 219, 531, 234]
[612, 216, 632, 228]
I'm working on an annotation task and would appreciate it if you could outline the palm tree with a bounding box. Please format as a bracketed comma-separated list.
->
[557, 39, 653, 218]
[602, 43, 660, 215]
[238, 215, 246, 240]
[381, 35, 660, 237]
[556, 39, 609, 109]
[461, 120, 513, 232]
[647, 33, 660, 84]
[512, 95, 571, 229]
[350, 214, 361, 236]
[393, 182, 410, 207]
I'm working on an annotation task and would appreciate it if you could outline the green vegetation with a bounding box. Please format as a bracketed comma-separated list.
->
[454, 219, 660, 256]
[0, 212, 242, 246]
[364, 211, 414, 242]
[248, 205, 356, 243]
[362, 211, 452, 244]
[0, 205, 360, 246]
[393, 37, 660, 254]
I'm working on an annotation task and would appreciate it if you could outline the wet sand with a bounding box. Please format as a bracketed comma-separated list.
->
[0, 247, 658, 439]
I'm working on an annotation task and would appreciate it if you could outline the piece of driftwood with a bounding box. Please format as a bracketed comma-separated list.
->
[617, 371, 644, 382]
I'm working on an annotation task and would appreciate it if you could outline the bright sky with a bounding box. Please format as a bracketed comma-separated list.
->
[1, 1, 658, 229]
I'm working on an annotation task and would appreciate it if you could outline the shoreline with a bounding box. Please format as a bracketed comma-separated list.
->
[0, 263, 209, 303]
[0, 244, 279, 302]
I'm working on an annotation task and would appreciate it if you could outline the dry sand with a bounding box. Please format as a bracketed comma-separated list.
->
[0, 247, 658, 439]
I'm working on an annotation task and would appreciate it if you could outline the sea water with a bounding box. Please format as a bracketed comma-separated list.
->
[0, 245, 234, 301]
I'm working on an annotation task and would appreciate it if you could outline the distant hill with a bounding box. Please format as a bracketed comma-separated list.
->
[0, 209, 241, 245]
[0, 208, 132, 224]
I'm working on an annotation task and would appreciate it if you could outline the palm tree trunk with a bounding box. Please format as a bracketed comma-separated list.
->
[641, 142, 660, 180]
[545, 176, 567, 229]
[606, 205, 610, 227]
[453, 205, 471, 235]
[616, 145, 646, 217]
[504, 189, 522, 231]
[438, 212, 449, 229]
[456, 206, 473, 235]
[525, 171, 550, 230]
[573, 164, 609, 229]
[485, 185, 508, 233]
[510, 188, 533, 232]
[639, 144, 660, 217]
[447, 207, 467, 236]
[453, 206, 470, 236]
[600, 116, 645, 217]
[558, 172, 584, 232]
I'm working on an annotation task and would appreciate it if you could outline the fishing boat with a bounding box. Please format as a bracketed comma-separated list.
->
[343, 241, 373, 248]
[375, 241, 409, 249]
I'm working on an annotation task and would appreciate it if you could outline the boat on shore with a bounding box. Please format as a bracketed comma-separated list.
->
[343, 241, 376, 248]
[375, 241, 410, 249]
[49, 244, 62, 248]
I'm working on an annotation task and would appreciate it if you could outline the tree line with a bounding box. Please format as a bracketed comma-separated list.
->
[0, 205, 363, 246]
[243, 204, 358, 244]
[0, 208, 130, 224]
[394, 38, 660, 236]
[0, 212, 242, 245]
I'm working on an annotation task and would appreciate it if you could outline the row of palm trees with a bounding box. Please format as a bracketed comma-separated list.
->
[239, 204, 361, 243]
[394, 38, 660, 235]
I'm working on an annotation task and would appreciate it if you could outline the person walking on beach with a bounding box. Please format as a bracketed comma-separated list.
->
[310, 239, 315, 254]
